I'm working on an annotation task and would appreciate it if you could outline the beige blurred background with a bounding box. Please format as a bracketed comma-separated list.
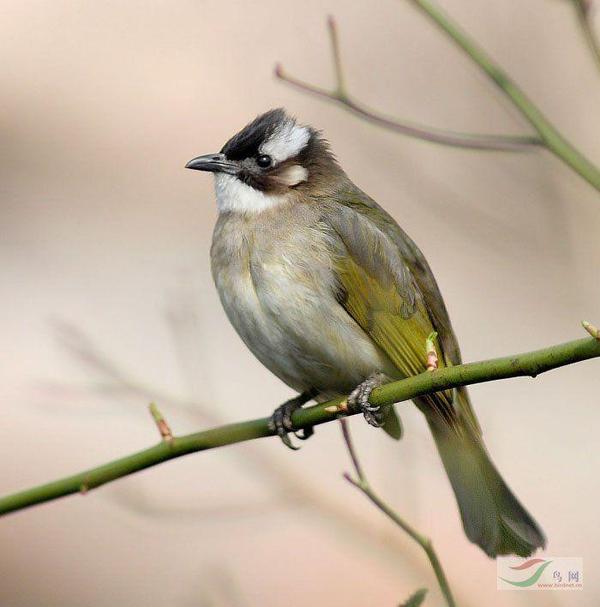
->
[1, 0, 599, 605]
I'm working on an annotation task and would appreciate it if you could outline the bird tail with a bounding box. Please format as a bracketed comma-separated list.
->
[426, 396, 546, 558]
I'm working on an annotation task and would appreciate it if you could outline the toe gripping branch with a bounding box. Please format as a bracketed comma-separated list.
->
[269, 389, 319, 450]
[347, 373, 387, 427]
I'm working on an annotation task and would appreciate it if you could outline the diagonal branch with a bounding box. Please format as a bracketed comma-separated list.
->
[1, 332, 599, 517]
[275, 16, 542, 152]
[340, 418, 456, 606]
[408, 0, 600, 191]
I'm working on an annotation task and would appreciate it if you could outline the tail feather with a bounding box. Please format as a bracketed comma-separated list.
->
[428, 416, 546, 558]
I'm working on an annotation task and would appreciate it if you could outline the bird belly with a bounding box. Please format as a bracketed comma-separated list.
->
[212, 240, 395, 395]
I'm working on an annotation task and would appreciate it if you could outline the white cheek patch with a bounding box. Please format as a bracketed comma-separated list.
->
[260, 121, 310, 163]
[214, 173, 286, 214]
[274, 164, 309, 187]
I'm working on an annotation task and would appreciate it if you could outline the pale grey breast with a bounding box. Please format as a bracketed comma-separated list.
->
[210, 201, 394, 395]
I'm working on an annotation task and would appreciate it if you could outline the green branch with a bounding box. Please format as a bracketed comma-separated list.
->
[278, 6, 600, 191]
[1, 333, 599, 518]
[408, 0, 600, 192]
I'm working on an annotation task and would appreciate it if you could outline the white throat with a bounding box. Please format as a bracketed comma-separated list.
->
[214, 173, 286, 214]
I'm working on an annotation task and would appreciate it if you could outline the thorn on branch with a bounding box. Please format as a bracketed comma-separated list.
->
[149, 402, 173, 442]
[426, 332, 439, 371]
[582, 320, 600, 339]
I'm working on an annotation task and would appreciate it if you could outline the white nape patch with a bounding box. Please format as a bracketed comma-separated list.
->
[214, 173, 286, 214]
[260, 120, 310, 163]
[275, 164, 309, 187]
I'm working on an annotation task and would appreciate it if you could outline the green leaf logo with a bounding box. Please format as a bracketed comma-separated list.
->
[500, 560, 553, 587]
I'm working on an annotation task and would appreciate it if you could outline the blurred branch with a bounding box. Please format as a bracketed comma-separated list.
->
[571, 0, 600, 73]
[400, 588, 428, 607]
[275, 17, 542, 152]
[408, 0, 600, 192]
[1, 332, 599, 517]
[340, 419, 454, 606]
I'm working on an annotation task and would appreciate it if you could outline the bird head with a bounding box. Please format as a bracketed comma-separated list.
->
[185, 109, 341, 213]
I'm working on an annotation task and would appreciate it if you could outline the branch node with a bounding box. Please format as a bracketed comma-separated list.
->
[323, 398, 348, 414]
[582, 320, 600, 339]
[149, 402, 174, 442]
[343, 471, 367, 491]
[426, 331, 439, 371]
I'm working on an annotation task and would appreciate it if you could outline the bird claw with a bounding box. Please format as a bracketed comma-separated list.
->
[268, 391, 316, 450]
[348, 374, 387, 428]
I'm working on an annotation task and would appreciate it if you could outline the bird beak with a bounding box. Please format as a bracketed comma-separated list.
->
[185, 153, 238, 175]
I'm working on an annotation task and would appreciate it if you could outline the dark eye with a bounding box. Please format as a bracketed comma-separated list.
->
[256, 154, 272, 168]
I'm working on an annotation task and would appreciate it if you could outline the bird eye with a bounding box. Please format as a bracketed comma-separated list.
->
[256, 154, 272, 168]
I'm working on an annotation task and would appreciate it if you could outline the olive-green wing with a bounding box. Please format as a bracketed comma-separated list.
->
[323, 189, 544, 558]
[328, 187, 460, 362]
[324, 192, 476, 431]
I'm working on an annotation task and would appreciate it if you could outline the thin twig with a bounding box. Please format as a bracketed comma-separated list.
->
[328, 15, 346, 95]
[340, 418, 456, 607]
[339, 418, 366, 482]
[0, 331, 599, 517]
[572, 0, 600, 74]
[275, 16, 542, 152]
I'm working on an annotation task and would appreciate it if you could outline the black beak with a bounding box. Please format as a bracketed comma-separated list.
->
[185, 153, 238, 175]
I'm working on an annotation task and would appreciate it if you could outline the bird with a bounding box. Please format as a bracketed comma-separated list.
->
[185, 108, 546, 558]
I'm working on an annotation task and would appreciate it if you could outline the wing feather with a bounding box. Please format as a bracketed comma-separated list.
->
[324, 190, 478, 431]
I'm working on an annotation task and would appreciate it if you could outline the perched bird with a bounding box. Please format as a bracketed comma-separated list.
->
[186, 109, 545, 558]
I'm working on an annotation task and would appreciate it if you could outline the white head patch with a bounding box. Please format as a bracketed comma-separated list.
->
[259, 119, 310, 163]
[214, 174, 286, 215]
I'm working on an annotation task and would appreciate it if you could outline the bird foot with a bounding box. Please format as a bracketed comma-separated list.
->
[268, 390, 316, 450]
[347, 373, 387, 427]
